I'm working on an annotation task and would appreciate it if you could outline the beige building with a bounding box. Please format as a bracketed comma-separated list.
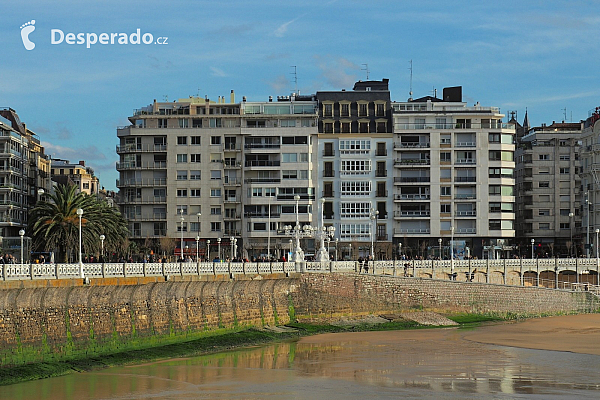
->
[515, 121, 582, 257]
[117, 93, 318, 260]
[51, 159, 99, 196]
[579, 109, 600, 257]
[392, 87, 516, 259]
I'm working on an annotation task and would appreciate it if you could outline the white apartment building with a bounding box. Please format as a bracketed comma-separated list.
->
[392, 87, 516, 259]
[579, 108, 600, 257]
[116, 93, 318, 260]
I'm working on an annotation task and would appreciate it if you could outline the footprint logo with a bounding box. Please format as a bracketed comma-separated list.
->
[20, 20, 36, 50]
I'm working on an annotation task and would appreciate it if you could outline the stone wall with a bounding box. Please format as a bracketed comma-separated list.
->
[292, 274, 599, 320]
[0, 273, 597, 365]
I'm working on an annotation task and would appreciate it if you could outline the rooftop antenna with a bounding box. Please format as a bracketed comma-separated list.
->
[361, 63, 369, 80]
[163, 95, 168, 102]
[430, 87, 437, 98]
[196, 87, 201, 97]
[408, 60, 413, 100]
[290, 66, 298, 94]
[562, 107, 567, 122]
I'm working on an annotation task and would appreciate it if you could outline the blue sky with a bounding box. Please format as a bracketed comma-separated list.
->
[2, 0, 599, 190]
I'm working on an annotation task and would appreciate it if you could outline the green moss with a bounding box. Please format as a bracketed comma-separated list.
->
[287, 295, 296, 322]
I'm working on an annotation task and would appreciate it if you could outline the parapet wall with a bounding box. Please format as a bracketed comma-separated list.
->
[293, 274, 598, 320]
[0, 273, 597, 365]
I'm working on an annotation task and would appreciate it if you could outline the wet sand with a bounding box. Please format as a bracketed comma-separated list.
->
[300, 314, 600, 356]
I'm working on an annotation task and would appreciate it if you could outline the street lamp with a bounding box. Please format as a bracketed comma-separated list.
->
[196, 236, 200, 261]
[99, 234, 105, 262]
[531, 238, 535, 259]
[586, 193, 590, 258]
[450, 225, 454, 274]
[569, 212, 574, 257]
[369, 207, 379, 260]
[438, 238, 442, 259]
[398, 242, 402, 259]
[179, 209, 185, 261]
[19, 229, 25, 264]
[232, 237, 238, 260]
[207, 239, 211, 260]
[348, 244, 352, 260]
[217, 237, 221, 261]
[596, 229, 599, 261]
[77, 208, 84, 278]
[37, 188, 44, 203]
[196, 212, 201, 234]
[335, 238, 339, 261]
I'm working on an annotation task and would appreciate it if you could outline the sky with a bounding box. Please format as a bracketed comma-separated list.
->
[2, 0, 599, 190]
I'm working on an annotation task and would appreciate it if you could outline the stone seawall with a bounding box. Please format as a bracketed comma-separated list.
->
[293, 274, 599, 320]
[0, 273, 597, 365]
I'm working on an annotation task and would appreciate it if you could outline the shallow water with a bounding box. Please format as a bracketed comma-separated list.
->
[3, 327, 600, 399]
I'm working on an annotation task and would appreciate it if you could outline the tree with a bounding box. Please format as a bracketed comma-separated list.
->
[28, 184, 129, 263]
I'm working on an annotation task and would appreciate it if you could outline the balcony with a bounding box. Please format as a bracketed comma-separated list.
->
[224, 197, 241, 203]
[117, 178, 167, 187]
[322, 191, 334, 198]
[455, 177, 476, 182]
[276, 194, 315, 200]
[376, 234, 388, 241]
[455, 142, 476, 147]
[223, 160, 241, 168]
[394, 194, 430, 200]
[120, 196, 166, 204]
[116, 161, 167, 170]
[244, 212, 282, 218]
[394, 210, 430, 217]
[322, 150, 335, 157]
[455, 159, 476, 165]
[223, 177, 241, 186]
[455, 211, 477, 217]
[456, 228, 476, 234]
[394, 177, 430, 183]
[375, 149, 388, 156]
[455, 194, 477, 200]
[394, 142, 430, 148]
[375, 170, 387, 177]
[244, 178, 281, 184]
[394, 159, 430, 165]
[224, 143, 241, 151]
[116, 144, 167, 153]
[323, 170, 335, 177]
[394, 228, 430, 234]
[244, 143, 280, 150]
[376, 190, 388, 198]
[244, 160, 280, 167]
[223, 213, 240, 220]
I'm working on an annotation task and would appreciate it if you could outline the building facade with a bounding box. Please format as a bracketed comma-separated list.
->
[50, 159, 99, 195]
[316, 79, 394, 260]
[116, 93, 318, 260]
[579, 108, 600, 257]
[0, 108, 52, 257]
[391, 87, 516, 259]
[515, 121, 582, 257]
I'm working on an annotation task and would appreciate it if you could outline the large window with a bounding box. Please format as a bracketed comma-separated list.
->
[339, 224, 371, 240]
[177, 170, 187, 180]
[190, 154, 201, 163]
[177, 154, 187, 163]
[340, 181, 371, 196]
[177, 136, 187, 145]
[190, 170, 201, 180]
[282, 153, 298, 162]
[340, 202, 371, 219]
[341, 160, 371, 175]
[339, 140, 371, 154]
[191, 136, 201, 145]
[177, 189, 187, 197]
[190, 189, 201, 197]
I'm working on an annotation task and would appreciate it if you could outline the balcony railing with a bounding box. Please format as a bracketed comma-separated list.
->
[323, 170, 335, 177]
[245, 160, 280, 167]
[244, 144, 280, 149]
[456, 228, 476, 233]
[117, 178, 167, 187]
[244, 178, 281, 183]
[455, 177, 476, 182]
[223, 160, 241, 168]
[394, 142, 430, 148]
[322, 150, 335, 157]
[394, 228, 431, 234]
[375, 170, 387, 177]
[394, 210, 430, 217]
[375, 150, 388, 156]
[116, 161, 167, 170]
[455, 142, 476, 147]
[376, 190, 388, 198]
[116, 144, 168, 153]
[455, 211, 476, 216]
[394, 194, 430, 200]
[394, 177, 430, 183]
[455, 159, 476, 165]
[322, 191, 334, 197]
[394, 159, 430, 165]
[455, 194, 477, 199]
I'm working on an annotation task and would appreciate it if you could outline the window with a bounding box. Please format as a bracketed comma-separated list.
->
[158, 119, 167, 128]
[489, 133, 500, 143]
[339, 140, 371, 153]
[282, 153, 298, 163]
[441, 204, 451, 213]
[210, 189, 222, 197]
[252, 188, 262, 197]
[177, 170, 187, 180]
[177, 154, 187, 163]
[299, 153, 309, 162]
[441, 186, 451, 196]
[192, 119, 202, 128]
[209, 118, 222, 128]
[489, 220, 501, 230]
[177, 136, 187, 145]
[177, 223, 188, 232]
[415, 118, 425, 129]
[440, 134, 450, 144]
[341, 122, 350, 133]
[539, 154, 549, 160]
[560, 209, 570, 216]
[559, 155, 570, 161]
[539, 223, 550, 230]
[190, 154, 201, 163]
[211, 222, 221, 232]
[283, 170, 298, 179]
[341, 160, 371, 175]
[341, 181, 371, 196]
[211, 170, 221, 180]
[436, 118, 447, 129]
[324, 103, 333, 117]
[341, 103, 349, 117]
[560, 195, 570, 202]
[190, 222, 200, 232]
[190, 189, 201, 197]
[359, 103, 368, 116]
[340, 202, 371, 219]
[191, 136, 201, 145]
[280, 119, 296, 127]
[539, 209, 550, 216]
[539, 181, 549, 188]
[265, 188, 276, 197]
[440, 152, 451, 162]
[560, 168, 570, 174]
[376, 103, 385, 117]
[324, 122, 333, 133]
[83, 182, 89, 189]
[211, 136, 221, 145]
[560, 223, 570, 229]
[177, 189, 187, 197]
[190, 170, 201, 180]
[282, 136, 308, 145]
[178, 119, 189, 128]
[489, 151, 514, 161]
[211, 207, 221, 215]
[154, 188, 166, 198]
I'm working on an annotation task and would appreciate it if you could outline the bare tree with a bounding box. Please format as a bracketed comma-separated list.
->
[159, 237, 176, 261]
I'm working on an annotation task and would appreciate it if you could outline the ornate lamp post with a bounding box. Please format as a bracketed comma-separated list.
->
[179, 209, 185, 261]
[206, 239, 210, 260]
[438, 238, 442, 259]
[195, 236, 200, 261]
[77, 208, 84, 278]
[369, 207, 379, 260]
[531, 238, 535, 259]
[37, 188, 44, 203]
[450, 225, 454, 276]
[217, 237, 221, 261]
[284, 194, 313, 263]
[398, 242, 402, 260]
[335, 238, 339, 261]
[569, 212, 574, 257]
[596, 229, 599, 262]
[19, 229, 25, 264]
[100, 234, 105, 262]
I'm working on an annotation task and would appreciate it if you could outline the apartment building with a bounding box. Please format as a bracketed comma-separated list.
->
[579, 108, 600, 257]
[316, 79, 394, 260]
[0, 108, 51, 248]
[392, 87, 516, 259]
[51, 159, 99, 195]
[116, 92, 318, 259]
[515, 121, 582, 257]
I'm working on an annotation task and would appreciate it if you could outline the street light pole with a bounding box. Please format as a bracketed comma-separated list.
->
[179, 208, 184, 261]
[369, 207, 379, 260]
[207, 240, 210, 260]
[19, 229, 25, 264]
[100, 234, 105, 262]
[438, 238, 442, 259]
[531, 238, 535, 259]
[77, 208, 84, 278]
[569, 212, 574, 257]
[217, 237, 221, 261]
[587, 193, 591, 258]
[450, 225, 454, 275]
[335, 238, 338, 261]
[596, 229, 599, 261]
[196, 212, 201, 234]
[196, 236, 200, 261]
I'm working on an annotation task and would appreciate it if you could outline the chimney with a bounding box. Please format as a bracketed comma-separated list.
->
[269, 96, 273, 102]
[79, 161, 85, 166]
[230, 90, 235, 103]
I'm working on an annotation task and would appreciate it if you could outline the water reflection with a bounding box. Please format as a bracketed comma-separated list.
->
[3, 328, 600, 399]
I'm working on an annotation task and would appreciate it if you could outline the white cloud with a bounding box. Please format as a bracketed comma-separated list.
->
[42, 142, 107, 161]
[210, 67, 227, 77]
[274, 14, 307, 37]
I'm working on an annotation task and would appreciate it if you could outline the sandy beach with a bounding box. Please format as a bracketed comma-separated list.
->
[300, 314, 600, 356]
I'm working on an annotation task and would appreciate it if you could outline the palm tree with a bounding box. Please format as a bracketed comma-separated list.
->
[28, 184, 129, 263]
